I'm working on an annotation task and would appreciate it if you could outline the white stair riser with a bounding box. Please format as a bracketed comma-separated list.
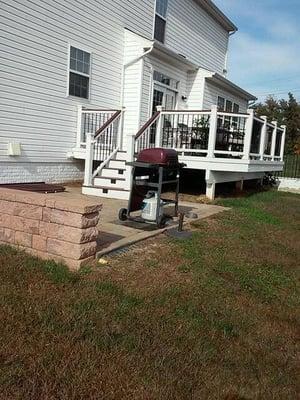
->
[82, 186, 129, 200]
[108, 160, 126, 169]
[115, 151, 128, 161]
[94, 177, 129, 189]
[100, 169, 126, 178]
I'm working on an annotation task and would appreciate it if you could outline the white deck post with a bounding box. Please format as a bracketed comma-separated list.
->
[271, 121, 278, 161]
[280, 125, 287, 161]
[117, 107, 126, 150]
[155, 106, 164, 148]
[205, 170, 216, 200]
[207, 105, 218, 158]
[259, 116, 267, 160]
[76, 105, 83, 148]
[206, 182, 216, 200]
[127, 134, 136, 162]
[243, 109, 254, 160]
[83, 132, 95, 187]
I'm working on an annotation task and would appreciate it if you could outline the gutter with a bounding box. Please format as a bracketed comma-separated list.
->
[208, 73, 257, 101]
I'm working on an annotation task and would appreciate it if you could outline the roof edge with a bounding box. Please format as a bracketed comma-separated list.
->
[207, 73, 257, 101]
[151, 41, 199, 70]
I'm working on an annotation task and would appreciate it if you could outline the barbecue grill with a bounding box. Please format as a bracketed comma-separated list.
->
[118, 148, 185, 228]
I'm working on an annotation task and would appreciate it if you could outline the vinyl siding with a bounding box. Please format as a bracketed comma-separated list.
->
[122, 30, 152, 140]
[165, 0, 229, 73]
[0, 0, 155, 163]
[186, 70, 207, 110]
[203, 81, 248, 112]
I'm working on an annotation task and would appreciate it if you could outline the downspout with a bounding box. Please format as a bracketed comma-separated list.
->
[224, 30, 237, 77]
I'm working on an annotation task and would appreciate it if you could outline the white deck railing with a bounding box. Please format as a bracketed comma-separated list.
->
[133, 105, 286, 163]
[82, 108, 125, 187]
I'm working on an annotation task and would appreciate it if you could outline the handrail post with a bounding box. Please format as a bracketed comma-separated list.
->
[127, 134, 136, 163]
[207, 105, 218, 158]
[117, 107, 126, 150]
[155, 106, 163, 148]
[271, 121, 278, 161]
[280, 125, 287, 161]
[84, 132, 95, 187]
[243, 109, 254, 160]
[259, 116, 267, 160]
[76, 105, 83, 147]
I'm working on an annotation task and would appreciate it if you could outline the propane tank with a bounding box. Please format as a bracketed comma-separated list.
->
[141, 191, 163, 222]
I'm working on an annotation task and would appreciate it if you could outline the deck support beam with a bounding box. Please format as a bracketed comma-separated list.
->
[206, 182, 216, 200]
[236, 179, 244, 192]
[205, 169, 216, 200]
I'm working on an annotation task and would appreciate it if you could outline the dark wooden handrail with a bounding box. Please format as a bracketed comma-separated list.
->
[135, 111, 160, 140]
[162, 109, 211, 113]
[83, 108, 120, 112]
[94, 110, 122, 139]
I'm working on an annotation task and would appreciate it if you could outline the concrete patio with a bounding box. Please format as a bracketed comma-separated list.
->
[60, 186, 228, 257]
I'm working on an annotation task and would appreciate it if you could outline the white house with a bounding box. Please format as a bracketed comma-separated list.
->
[0, 0, 286, 199]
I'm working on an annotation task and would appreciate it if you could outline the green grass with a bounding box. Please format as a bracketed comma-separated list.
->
[0, 190, 299, 399]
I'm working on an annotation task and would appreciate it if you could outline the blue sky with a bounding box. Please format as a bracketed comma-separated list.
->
[213, 0, 300, 103]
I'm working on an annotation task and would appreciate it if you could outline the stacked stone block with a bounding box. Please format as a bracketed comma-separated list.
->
[0, 188, 101, 270]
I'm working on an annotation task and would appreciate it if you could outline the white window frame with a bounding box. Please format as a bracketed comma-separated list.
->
[66, 43, 92, 100]
[153, 0, 169, 43]
[217, 96, 225, 111]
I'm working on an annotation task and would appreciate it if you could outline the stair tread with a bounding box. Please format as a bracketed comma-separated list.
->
[96, 176, 126, 181]
[105, 167, 126, 171]
[83, 185, 129, 192]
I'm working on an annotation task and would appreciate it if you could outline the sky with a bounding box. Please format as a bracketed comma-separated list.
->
[213, 0, 300, 103]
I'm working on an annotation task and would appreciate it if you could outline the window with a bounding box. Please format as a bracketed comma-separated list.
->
[233, 103, 240, 113]
[217, 96, 225, 111]
[68, 46, 91, 99]
[154, 0, 168, 43]
[153, 71, 179, 89]
[225, 100, 233, 112]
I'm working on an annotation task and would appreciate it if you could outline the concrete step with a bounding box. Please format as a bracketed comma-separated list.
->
[82, 185, 130, 200]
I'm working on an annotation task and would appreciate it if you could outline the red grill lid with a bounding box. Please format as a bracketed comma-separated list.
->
[137, 148, 179, 166]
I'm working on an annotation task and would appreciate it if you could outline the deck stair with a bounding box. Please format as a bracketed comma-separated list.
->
[83, 150, 131, 200]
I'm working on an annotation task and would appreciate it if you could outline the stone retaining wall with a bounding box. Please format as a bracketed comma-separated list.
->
[0, 188, 101, 270]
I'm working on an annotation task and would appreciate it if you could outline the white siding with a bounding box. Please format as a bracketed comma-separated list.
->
[203, 81, 248, 112]
[122, 30, 153, 141]
[165, 0, 229, 73]
[0, 0, 155, 165]
[186, 70, 207, 110]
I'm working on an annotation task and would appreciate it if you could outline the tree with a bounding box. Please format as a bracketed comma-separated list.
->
[252, 93, 300, 154]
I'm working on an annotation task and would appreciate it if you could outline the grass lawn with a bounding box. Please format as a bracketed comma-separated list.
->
[0, 190, 299, 400]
